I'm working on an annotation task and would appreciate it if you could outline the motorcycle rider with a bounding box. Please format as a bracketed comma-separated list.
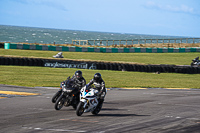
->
[71, 70, 86, 90]
[61, 70, 86, 90]
[87, 73, 106, 105]
[60, 70, 86, 101]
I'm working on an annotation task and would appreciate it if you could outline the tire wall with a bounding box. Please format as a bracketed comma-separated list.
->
[0, 56, 199, 74]
[0, 57, 44, 67]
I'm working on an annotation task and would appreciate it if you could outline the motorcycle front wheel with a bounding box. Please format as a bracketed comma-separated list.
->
[51, 91, 62, 103]
[76, 102, 84, 116]
[54, 95, 66, 110]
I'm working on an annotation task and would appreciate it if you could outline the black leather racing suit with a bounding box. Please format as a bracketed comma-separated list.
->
[87, 78, 106, 100]
[71, 75, 86, 91]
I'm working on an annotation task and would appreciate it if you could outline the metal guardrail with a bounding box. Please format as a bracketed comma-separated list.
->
[72, 38, 200, 46]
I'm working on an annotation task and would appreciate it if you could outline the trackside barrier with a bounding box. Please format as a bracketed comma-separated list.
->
[0, 56, 200, 74]
[4, 43, 200, 53]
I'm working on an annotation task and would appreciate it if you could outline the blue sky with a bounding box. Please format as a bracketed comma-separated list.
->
[0, 0, 200, 37]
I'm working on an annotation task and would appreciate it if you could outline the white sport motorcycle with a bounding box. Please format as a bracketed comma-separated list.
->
[191, 56, 200, 67]
[76, 85, 106, 116]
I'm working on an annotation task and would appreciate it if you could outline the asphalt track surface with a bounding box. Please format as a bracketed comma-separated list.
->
[1, 84, 200, 133]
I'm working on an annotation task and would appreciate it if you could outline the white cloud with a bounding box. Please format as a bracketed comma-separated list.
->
[145, 1, 194, 14]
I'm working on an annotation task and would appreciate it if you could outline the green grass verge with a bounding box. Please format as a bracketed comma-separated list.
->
[1, 49, 200, 65]
[1, 49, 200, 88]
[0, 66, 199, 89]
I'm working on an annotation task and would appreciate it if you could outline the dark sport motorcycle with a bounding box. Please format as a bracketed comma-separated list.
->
[52, 77, 79, 110]
[191, 56, 200, 67]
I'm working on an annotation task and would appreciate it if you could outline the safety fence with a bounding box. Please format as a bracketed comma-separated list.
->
[72, 38, 200, 46]
[0, 56, 199, 74]
[4, 43, 200, 53]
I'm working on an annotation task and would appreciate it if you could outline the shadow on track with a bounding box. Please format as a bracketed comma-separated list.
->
[87, 113, 150, 117]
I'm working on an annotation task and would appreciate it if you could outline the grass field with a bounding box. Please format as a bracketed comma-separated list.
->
[0, 66, 200, 89]
[0, 49, 200, 88]
[1, 49, 200, 65]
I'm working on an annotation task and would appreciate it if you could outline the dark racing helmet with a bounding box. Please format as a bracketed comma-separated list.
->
[75, 70, 82, 79]
[94, 73, 101, 82]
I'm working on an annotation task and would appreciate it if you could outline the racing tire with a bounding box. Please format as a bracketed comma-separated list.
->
[72, 105, 77, 110]
[76, 102, 84, 116]
[52, 91, 62, 103]
[92, 102, 102, 115]
[54, 95, 66, 110]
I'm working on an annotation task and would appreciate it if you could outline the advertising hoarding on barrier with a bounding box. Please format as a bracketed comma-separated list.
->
[0, 56, 199, 74]
[44, 61, 97, 69]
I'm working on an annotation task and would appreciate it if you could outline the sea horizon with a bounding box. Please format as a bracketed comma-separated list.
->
[0, 24, 197, 45]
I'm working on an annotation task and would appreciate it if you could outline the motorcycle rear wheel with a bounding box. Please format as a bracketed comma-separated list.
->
[72, 105, 77, 110]
[92, 103, 103, 115]
[76, 102, 84, 116]
[54, 96, 66, 110]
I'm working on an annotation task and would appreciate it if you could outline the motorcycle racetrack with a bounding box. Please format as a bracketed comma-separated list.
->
[1, 84, 200, 133]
